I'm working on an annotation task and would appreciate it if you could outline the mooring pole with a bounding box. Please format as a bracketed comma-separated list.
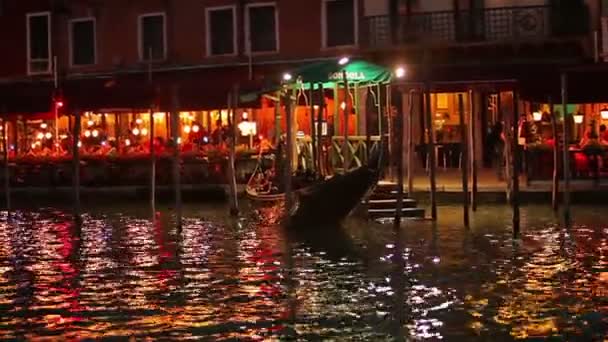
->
[470, 90, 478, 211]
[228, 87, 239, 216]
[149, 108, 156, 214]
[285, 91, 294, 214]
[501, 93, 512, 203]
[407, 90, 414, 196]
[512, 91, 521, 238]
[395, 88, 404, 226]
[2, 120, 10, 219]
[560, 73, 571, 225]
[424, 83, 437, 221]
[366, 86, 372, 161]
[170, 85, 182, 228]
[317, 83, 324, 176]
[309, 83, 317, 174]
[72, 111, 81, 221]
[458, 94, 469, 227]
[549, 97, 559, 212]
[274, 91, 282, 146]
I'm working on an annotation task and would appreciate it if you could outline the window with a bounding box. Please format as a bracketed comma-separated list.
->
[69, 18, 96, 66]
[139, 13, 166, 61]
[323, 0, 358, 48]
[246, 3, 278, 53]
[205, 6, 237, 56]
[26, 12, 51, 74]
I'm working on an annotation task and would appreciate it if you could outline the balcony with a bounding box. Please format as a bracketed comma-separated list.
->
[362, 5, 589, 49]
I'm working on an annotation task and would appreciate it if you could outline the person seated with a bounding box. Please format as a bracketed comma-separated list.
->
[600, 125, 608, 145]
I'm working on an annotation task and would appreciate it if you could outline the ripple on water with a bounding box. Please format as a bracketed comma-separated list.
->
[0, 205, 605, 340]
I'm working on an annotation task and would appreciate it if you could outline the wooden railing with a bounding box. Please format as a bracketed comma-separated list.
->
[296, 135, 382, 174]
[361, 4, 588, 48]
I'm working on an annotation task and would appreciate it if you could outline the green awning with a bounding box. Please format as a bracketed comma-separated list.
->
[288, 60, 392, 87]
[239, 59, 392, 103]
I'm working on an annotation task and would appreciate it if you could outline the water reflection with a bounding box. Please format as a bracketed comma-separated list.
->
[0, 205, 605, 340]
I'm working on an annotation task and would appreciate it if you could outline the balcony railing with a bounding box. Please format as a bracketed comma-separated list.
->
[362, 5, 588, 48]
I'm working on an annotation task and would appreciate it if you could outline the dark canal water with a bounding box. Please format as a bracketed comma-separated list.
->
[0, 204, 606, 340]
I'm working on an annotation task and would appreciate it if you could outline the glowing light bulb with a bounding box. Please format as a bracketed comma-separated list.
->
[87, 120, 94, 127]
[395, 66, 406, 78]
[40, 123, 48, 129]
[84, 130, 91, 138]
[203, 136, 209, 143]
[45, 132, 52, 139]
[101, 141, 107, 146]
[283, 73, 292, 81]
[77, 141, 82, 148]
[184, 125, 191, 134]
[141, 128, 148, 136]
[338, 57, 349, 65]
[177, 137, 182, 144]
[192, 125, 200, 133]
[133, 128, 140, 136]
[36, 132, 44, 140]
[92, 129, 99, 138]
[31, 143, 36, 149]
[136, 118, 143, 125]
[125, 139, 131, 146]
[341, 102, 346, 110]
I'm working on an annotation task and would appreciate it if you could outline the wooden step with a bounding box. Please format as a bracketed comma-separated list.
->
[368, 191, 407, 200]
[368, 207, 425, 219]
[364, 198, 417, 209]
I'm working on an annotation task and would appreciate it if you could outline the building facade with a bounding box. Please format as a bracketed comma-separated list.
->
[0, 0, 604, 174]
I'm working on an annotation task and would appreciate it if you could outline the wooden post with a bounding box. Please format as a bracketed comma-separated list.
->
[274, 91, 282, 145]
[170, 86, 182, 228]
[284, 91, 294, 214]
[407, 90, 414, 195]
[342, 71, 350, 172]
[365, 86, 372, 161]
[512, 91, 521, 238]
[2, 120, 10, 218]
[458, 94, 469, 227]
[149, 108, 156, 213]
[395, 89, 404, 226]
[353, 83, 360, 136]
[470, 90, 478, 211]
[424, 83, 437, 220]
[72, 111, 81, 220]
[501, 92, 512, 203]
[309, 83, 316, 174]
[228, 87, 239, 216]
[550, 97, 559, 212]
[560, 73, 571, 225]
[317, 83, 324, 176]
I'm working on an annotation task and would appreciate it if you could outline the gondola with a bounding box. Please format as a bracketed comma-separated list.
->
[245, 152, 319, 203]
[286, 145, 384, 228]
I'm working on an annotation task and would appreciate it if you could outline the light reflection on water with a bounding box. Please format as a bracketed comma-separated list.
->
[0, 205, 605, 340]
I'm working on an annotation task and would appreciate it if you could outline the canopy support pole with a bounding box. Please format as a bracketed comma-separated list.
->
[365, 86, 372, 161]
[342, 71, 350, 173]
[309, 83, 316, 174]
